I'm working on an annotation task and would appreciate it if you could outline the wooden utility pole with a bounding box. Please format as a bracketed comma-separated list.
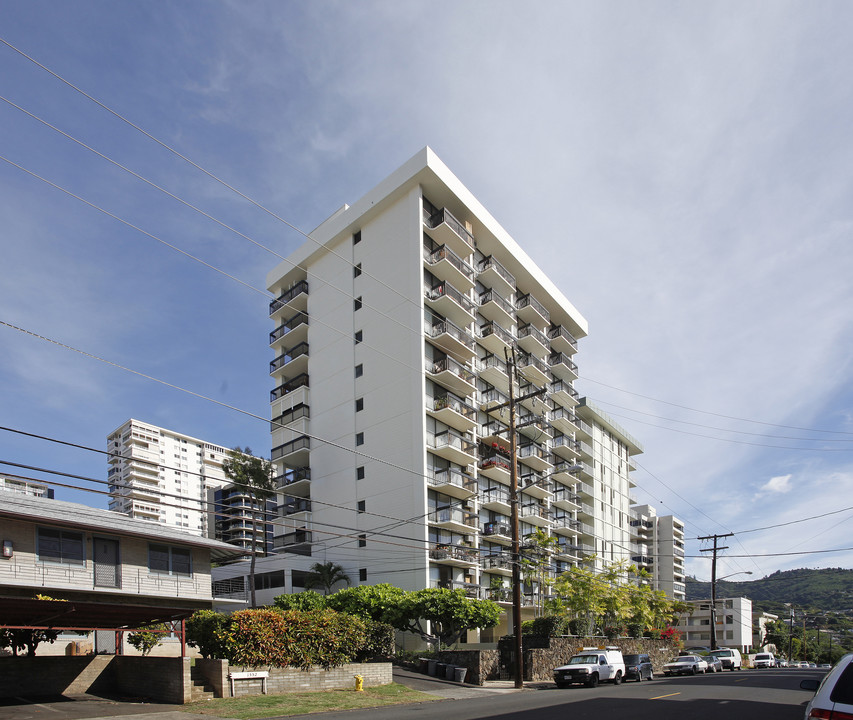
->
[699, 532, 732, 651]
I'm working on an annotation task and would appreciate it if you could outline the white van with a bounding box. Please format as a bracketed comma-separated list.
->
[553, 646, 626, 688]
[753, 652, 775, 668]
[707, 647, 743, 670]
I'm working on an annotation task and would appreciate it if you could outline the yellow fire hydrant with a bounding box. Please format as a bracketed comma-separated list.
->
[354, 674, 364, 692]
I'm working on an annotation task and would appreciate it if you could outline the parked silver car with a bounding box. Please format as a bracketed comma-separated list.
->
[800, 652, 853, 720]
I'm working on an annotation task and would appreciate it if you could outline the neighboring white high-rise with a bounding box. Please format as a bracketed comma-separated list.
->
[107, 419, 270, 548]
[631, 503, 687, 601]
[263, 148, 674, 635]
[0, 475, 54, 498]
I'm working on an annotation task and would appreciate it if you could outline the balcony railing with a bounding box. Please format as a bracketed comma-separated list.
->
[548, 324, 578, 352]
[521, 504, 551, 521]
[553, 488, 580, 505]
[431, 392, 476, 420]
[269, 280, 309, 316]
[273, 529, 312, 549]
[477, 321, 514, 346]
[518, 323, 549, 347]
[271, 404, 310, 432]
[430, 355, 476, 386]
[270, 312, 309, 344]
[477, 255, 515, 288]
[428, 468, 477, 494]
[270, 342, 309, 374]
[481, 486, 511, 505]
[518, 443, 551, 464]
[478, 453, 512, 474]
[481, 554, 513, 572]
[429, 543, 479, 563]
[480, 386, 509, 408]
[478, 353, 508, 376]
[429, 507, 478, 528]
[427, 318, 475, 350]
[478, 289, 515, 316]
[280, 498, 311, 515]
[270, 373, 309, 402]
[550, 379, 579, 401]
[431, 429, 477, 457]
[273, 467, 310, 488]
[516, 293, 550, 322]
[550, 352, 578, 375]
[426, 282, 476, 315]
[423, 206, 475, 251]
[423, 244, 475, 282]
[483, 521, 511, 537]
[271, 435, 310, 461]
[518, 352, 550, 376]
[431, 579, 480, 598]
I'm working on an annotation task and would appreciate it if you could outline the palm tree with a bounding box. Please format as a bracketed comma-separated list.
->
[304, 562, 351, 595]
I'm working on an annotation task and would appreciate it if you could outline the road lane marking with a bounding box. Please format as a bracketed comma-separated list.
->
[650, 692, 681, 699]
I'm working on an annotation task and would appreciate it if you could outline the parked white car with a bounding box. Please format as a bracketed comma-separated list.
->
[801, 652, 853, 720]
[553, 646, 626, 688]
[663, 655, 709, 676]
[708, 647, 743, 671]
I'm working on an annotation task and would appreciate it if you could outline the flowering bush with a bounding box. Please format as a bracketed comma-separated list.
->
[658, 626, 683, 646]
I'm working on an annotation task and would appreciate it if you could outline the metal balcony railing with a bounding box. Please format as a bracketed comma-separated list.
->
[477, 321, 514, 346]
[270, 373, 309, 402]
[479, 288, 515, 316]
[431, 392, 477, 420]
[423, 206, 474, 251]
[270, 342, 309, 373]
[548, 324, 578, 351]
[426, 281, 476, 315]
[270, 312, 308, 344]
[423, 244, 475, 281]
[427, 318, 475, 350]
[516, 293, 550, 322]
[477, 255, 515, 288]
[269, 280, 308, 315]
[428, 468, 477, 494]
[430, 355, 476, 385]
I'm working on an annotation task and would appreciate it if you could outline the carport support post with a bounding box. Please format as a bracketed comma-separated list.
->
[115, 630, 122, 655]
[181, 619, 186, 658]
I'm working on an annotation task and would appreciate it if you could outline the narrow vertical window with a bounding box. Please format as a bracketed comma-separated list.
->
[355, 398, 364, 412]
[355, 364, 363, 378]
[357, 500, 366, 513]
[355, 432, 364, 446]
[359, 568, 367, 582]
[354, 330, 363, 344]
[354, 263, 362, 277]
[353, 231, 361, 245]
[356, 466, 365, 480]
[354, 296, 362, 311]
[358, 534, 366, 548]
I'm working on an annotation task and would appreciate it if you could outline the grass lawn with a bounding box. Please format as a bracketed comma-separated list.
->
[181, 683, 438, 718]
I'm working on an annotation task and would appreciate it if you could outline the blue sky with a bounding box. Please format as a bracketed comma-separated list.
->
[1, 1, 851, 583]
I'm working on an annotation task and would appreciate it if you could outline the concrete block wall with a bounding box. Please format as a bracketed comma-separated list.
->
[0, 655, 115, 697]
[113, 657, 191, 704]
[228, 662, 392, 696]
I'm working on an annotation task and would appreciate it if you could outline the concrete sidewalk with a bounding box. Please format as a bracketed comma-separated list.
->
[391, 666, 545, 699]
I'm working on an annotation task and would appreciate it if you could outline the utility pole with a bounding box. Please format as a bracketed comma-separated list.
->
[786, 604, 794, 664]
[699, 533, 732, 651]
[500, 348, 548, 689]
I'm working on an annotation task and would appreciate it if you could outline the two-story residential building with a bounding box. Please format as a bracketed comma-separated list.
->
[0, 489, 243, 650]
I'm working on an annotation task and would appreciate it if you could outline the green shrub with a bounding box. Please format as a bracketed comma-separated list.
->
[273, 590, 327, 612]
[186, 610, 228, 659]
[355, 619, 395, 661]
[218, 607, 367, 669]
[522, 615, 569, 637]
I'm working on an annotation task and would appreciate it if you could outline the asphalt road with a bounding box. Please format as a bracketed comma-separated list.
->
[0, 667, 824, 720]
[319, 667, 822, 720]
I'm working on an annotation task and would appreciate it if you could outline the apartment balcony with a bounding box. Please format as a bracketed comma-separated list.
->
[517, 443, 553, 473]
[478, 289, 515, 327]
[427, 355, 476, 397]
[516, 323, 549, 356]
[270, 312, 309, 348]
[632, 555, 654, 568]
[431, 579, 481, 599]
[426, 318, 476, 362]
[274, 467, 310, 495]
[270, 404, 310, 434]
[280, 498, 311, 518]
[517, 352, 551, 388]
[271, 435, 310, 466]
[578, 461, 594, 480]
[270, 373, 310, 403]
[548, 324, 579, 355]
[481, 486, 511, 513]
[549, 352, 579, 382]
[428, 392, 478, 433]
[576, 440, 594, 458]
[574, 417, 593, 439]
[482, 521, 512, 545]
[429, 507, 479, 534]
[550, 406, 580, 436]
[478, 453, 512, 484]
[519, 474, 553, 501]
[269, 279, 309, 319]
[423, 205, 474, 257]
[515, 292, 550, 329]
[428, 429, 477, 466]
[429, 543, 479, 567]
[521, 503, 552, 527]
[273, 529, 312, 554]
[554, 543, 581, 561]
[551, 434, 581, 462]
[428, 468, 477, 499]
[578, 522, 595, 536]
[480, 420, 510, 447]
[112, 482, 161, 504]
[552, 515, 580, 536]
[517, 412, 552, 442]
[552, 488, 581, 511]
[425, 281, 476, 327]
[481, 554, 513, 576]
[128, 503, 161, 521]
[476, 321, 514, 356]
[476, 255, 515, 296]
[269, 342, 309, 378]
[576, 480, 595, 498]
[423, 244, 475, 292]
[552, 461, 582, 482]
[578, 501, 595, 518]
[479, 386, 509, 418]
[549, 379, 579, 409]
[477, 354, 509, 393]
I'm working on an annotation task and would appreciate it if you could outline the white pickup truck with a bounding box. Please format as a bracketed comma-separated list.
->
[553, 646, 626, 688]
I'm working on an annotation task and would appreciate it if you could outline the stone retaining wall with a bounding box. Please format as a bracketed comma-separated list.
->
[223, 662, 392, 696]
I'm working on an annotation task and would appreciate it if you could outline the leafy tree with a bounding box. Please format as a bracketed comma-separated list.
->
[402, 588, 501, 647]
[304, 562, 351, 595]
[0, 628, 59, 656]
[223, 447, 275, 607]
[186, 609, 229, 659]
[273, 590, 328, 612]
[323, 583, 409, 626]
[519, 528, 559, 616]
[127, 624, 167, 656]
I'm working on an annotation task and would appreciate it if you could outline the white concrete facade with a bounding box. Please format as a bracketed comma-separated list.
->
[677, 597, 754, 653]
[0, 475, 54, 498]
[631, 503, 686, 600]
[106, 419, 261, 543]
[264, 148, 660, 633]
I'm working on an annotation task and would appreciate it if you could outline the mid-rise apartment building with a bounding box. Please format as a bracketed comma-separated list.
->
[0, 475, 54, 498]
[631, 503, 687, 601]
[106, 419, 272, 552]
[677, 597, 754, 653]
[263, 148, 676, 634]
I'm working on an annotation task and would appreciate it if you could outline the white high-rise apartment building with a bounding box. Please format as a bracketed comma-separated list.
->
[631, 503, 687, 601]
[0, 475, 54, 498]
[107, 419, 242, 539]
[266, 148, 663, 634]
